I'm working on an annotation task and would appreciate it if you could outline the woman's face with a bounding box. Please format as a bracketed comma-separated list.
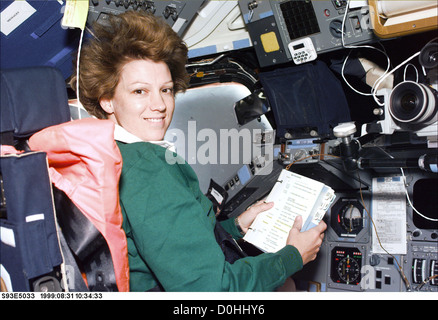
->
[101, 59, 175, 142]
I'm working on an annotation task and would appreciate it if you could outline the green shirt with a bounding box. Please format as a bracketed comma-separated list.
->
[117, 141, 303, 291]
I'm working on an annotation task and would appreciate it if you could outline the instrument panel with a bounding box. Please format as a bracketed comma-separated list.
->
[239, 0, 377, 67]
[219, 142, 437, 292]
[330, 247, 363, 286]
[87, 0, 204, 36]
[292, 167, 438, 292]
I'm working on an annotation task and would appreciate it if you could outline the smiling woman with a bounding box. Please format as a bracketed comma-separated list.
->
[99, 59, 175, 142]
[69, 10, 189, 120]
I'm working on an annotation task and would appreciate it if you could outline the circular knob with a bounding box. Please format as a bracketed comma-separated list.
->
[333, 122, 357, 138]
[329, 20, 345, 38]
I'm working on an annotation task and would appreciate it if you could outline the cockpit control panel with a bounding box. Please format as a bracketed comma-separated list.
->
[239, 0, 376, 67]
[87, 0, 204, 36]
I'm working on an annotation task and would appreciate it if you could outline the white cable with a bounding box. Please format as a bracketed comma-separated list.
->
[340, 0, 391, 98]
[339, 1, 419, 108]
[400, 168, 438, 222]
[377, 146, 438, 222]
[403, 63, 419, 82]
[340, 50, 373, 96]
[341, 0, 421, 106]
[228, 60, 257, 83]
[371, 50, 421, 106]
[76, 27, 85, 120]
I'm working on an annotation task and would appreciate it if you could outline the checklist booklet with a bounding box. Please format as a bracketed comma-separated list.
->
[243, 169, 335, 253]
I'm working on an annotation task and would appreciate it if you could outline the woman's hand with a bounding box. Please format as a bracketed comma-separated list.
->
[287, 216, 327, 265]
[236, 200, 274, 234]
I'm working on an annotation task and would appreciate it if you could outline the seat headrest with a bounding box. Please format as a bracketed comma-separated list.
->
[1, 67, 71, 139]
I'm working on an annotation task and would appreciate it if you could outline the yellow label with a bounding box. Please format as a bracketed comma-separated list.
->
[62, 0, 89, 30]
[260, 32, 280, 53]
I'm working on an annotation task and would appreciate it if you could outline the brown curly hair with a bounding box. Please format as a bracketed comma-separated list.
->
[70, 11, 189, 119]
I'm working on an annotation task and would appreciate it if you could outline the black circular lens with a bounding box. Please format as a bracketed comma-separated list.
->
[389, 82, 425, 122]
[419, 42, 438, 69]
[399, 91, 418, 113]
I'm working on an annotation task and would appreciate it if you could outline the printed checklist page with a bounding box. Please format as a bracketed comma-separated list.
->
[243, 170, 328, 253]
[371, 176, 407, 255]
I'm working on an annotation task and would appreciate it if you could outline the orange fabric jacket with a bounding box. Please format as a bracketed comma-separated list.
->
[29, 118, 129, 292]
